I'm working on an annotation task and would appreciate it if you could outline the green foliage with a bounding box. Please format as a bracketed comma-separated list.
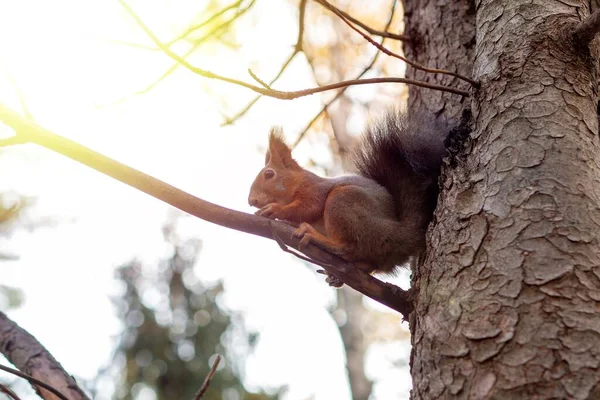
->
[112, 225, 277, 400]
[0, 285, 24, 309]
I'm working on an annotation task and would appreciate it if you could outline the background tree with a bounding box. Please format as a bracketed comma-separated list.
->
[107, 216, 276, 400]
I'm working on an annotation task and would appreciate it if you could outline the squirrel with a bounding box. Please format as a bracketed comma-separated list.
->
[248, 109, 449, 287]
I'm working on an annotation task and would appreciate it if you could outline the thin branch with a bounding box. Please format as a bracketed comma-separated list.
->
[221, 51, 297, 125]
[0, 104, 413, 317]
[119, 0, 470, 100]
[1, 66, 34, 121]
[296, 0, 308, 52]
[108, 0, 247, 51]
[293, 0, 397, 147]
[0, 136, 29, 147]
[0, 365, 69, 400]
[222, 0, 308, 125]
[314, 0, 409, 41]
[166, 0, 244, 46]
[248, 69, 272, 89]
[573, 9, 600, 47]
[104, 0, 255, 106]
[316, 0, 479, 87]
[0, 383, 21, 400]
[0, 312, 90, 400]
[193, 355, 222, 400]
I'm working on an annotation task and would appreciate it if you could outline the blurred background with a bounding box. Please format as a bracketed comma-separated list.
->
[0, 0, 411, 399]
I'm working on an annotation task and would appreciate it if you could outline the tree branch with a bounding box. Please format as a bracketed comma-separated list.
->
[192, 354, 221, 400]
[222, 0, 308, 125]
[166, 0, 245, 46]
[314, 0, 409, 41]
[104, 0, 255, 106]
[292, 0, 398, 147]
[1, 66, 34, 121]
[221, 51, 297, 125]
[0, 136, 29, 147]
[118, 0, 470, 99]
[315, 0, 479, 87]
[573, 9, 600, 47]
[0, 383, 21, 400]
[0, 104, 413, 317]
[0, 312, 90, 400]
[0, 365, 68, 400]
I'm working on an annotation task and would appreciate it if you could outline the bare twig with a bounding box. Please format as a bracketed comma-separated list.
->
[296, 0, 308, 52]
[0, 312, 90, 400]
[193, 355, 222, 400]
[0, 365, 69, 400]
[109, 0, 247, 51]
[119, 0, 470, 100]
[166, 0, 244, 46]
[248, 69, 272, 89]
[316, 0, 479, 87]
[222, 0, 308, 125]
[292, 0, 397, 147]
[0, 104, 413, 317]
[314, 0, 409, 41]
[104, 0, 255, 105]
[1, 66, 34, 121]
[0, 136, 29, 147]
[573, 9, 600, 47]
[0, 383, 21, 400]
[221, 51, 297, 124]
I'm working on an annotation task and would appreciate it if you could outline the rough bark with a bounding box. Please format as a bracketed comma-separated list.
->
[403, 0, 475, 120]
[0, 312, 90, 400]
[408, 1, 600, 399]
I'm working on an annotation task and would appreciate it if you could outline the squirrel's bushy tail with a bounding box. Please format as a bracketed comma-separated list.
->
[352, 109, 449, 225]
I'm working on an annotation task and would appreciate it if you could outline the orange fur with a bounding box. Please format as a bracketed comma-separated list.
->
[248, 110, 448, 285]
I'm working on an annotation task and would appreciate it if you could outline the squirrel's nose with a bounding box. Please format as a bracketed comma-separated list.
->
[248, 196, 258, 207]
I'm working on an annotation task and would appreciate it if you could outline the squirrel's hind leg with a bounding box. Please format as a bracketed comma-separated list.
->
[293, 223, 381, 288]
[293, 222, 349, 256]
[293, 222, 349, 288]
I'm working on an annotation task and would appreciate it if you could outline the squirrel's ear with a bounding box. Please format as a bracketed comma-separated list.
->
[267, 127, 298, 168]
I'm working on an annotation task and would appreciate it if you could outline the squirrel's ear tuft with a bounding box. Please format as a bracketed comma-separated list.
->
[267, 126, 298, 168]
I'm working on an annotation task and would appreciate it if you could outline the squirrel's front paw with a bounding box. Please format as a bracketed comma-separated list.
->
[255, 203, 281, 219]
[293, 223, 317, 249]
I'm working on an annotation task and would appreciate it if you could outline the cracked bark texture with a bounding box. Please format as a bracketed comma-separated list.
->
[0, 312, 90, 400]
[403, 0, 475, 120]
[407, 1, 600, 399]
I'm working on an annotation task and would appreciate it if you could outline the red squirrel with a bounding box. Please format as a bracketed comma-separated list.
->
[248, 109, 449, 286]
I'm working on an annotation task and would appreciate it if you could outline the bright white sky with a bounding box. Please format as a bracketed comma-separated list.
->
[0, 1, 410, 399]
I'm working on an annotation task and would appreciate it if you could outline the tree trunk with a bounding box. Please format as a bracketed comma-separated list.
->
[403, 0, 475, 120]
[405, 1, 600, 398]
[337, 288, 373, 400]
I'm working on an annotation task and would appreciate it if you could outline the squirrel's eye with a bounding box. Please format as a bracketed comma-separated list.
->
[264, 169, 275, 180]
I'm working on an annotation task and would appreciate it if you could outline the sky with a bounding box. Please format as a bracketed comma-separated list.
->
[0, 1, 410, 399]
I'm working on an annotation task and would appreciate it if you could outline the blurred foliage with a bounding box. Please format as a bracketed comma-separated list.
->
[111, 220, 278, 400]
[0, 285, 24, 310]
[0, 193, 30, 311]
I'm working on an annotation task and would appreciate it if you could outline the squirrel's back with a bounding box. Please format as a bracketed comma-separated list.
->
[352, 109, 449, 233]
[248, 108, 450, 279]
